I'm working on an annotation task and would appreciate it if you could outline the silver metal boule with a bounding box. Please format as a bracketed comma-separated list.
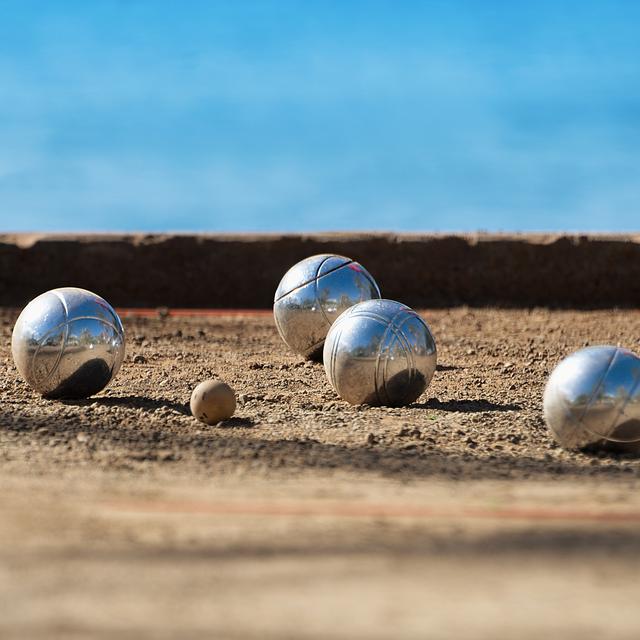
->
[543, 345, 640, 450]
[273, 254, 381, 359]
[323, 299, 437, 406]
[11, 287, 126, 399]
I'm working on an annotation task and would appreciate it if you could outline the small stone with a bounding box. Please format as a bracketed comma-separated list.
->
[133, 355, 146, 364]
[76, 432, 89, 443]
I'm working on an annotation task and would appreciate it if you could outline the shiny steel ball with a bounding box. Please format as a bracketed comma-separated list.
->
[273, 254, 381, 360]
[543, 345, 640, 450]
[323, 299, 437, 406]
[12, 287, 125, 399]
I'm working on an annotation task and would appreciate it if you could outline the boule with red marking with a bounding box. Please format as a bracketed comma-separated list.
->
[273, 254, 381, 360]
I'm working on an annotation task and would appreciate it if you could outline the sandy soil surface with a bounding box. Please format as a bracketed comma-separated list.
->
[2, 307, 640, 639]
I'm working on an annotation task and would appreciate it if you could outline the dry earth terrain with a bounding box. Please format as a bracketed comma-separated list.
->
[1, 307, 640, 639]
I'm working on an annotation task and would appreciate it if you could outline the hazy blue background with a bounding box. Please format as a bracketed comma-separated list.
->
[1, 1, 639, 232]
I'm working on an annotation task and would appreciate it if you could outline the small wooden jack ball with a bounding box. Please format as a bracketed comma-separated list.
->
[190, 379, 236, 425]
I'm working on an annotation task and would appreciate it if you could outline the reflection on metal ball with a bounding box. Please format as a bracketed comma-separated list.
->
[323, 299, 437, 406]
[12, 287, 126, 399]
[273, 254, 381, 360]
[543, 345, 640, 450]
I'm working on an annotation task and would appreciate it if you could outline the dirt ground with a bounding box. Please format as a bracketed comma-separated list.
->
[2, 307, 640, 639]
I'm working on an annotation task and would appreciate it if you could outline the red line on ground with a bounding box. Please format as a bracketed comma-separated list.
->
[103, 499, 640, 523]
[116, 308, 271, 318]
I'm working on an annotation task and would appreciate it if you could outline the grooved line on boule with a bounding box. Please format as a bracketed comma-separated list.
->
[393, 311, 421, 400]
[376, 309, 407, 405]
[376, 307, 417, 405]
[329, 319, 345, 398]
[273, 257, 354, 303]
[605, 360, 640, 443]
[313, 255, 334, 330]
[32, 290, 70, 386]
[579, 348, 620, 441]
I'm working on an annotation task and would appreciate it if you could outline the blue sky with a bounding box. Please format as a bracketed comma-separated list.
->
[1, 0, 639, 232]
